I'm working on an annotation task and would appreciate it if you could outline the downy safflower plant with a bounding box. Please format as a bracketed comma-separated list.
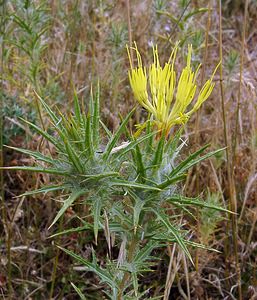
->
[127, 42, 220, 136]
[2, 43, 227, 299]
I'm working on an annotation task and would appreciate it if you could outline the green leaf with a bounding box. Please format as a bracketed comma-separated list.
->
[168, 144, 210, 178]
[12, 14, 32, 34]
[152, 209, 193, 265]
[183, 8, 208, 22]
[115, 131, 156, 159]
[1, 166, 69, 175]
[112, 180, 161, 192]
[49, 223, 93, 238]
[152, 132, 165, 168]
[5, 145, 55, 165]
[70, 282, 86, 300]
[134, 240, 158, 264]
[165, 126, 183, 154]
[132, 144, 146, 183]
[73, 89, 82, 124]
[103, 108, 135, 161]
[166, 195, 231, 213]
[157, 174, 186, 190]
[168, 145, 226, 182]
[100, 120, 112, 138]
[49, 189, 85, 229]
[131, 193, 145, 232]
[64, 139, 84, 173]
[80, 172, 119, 182]
[84, 115, 93, 156]
[92, 82, 100, 148]
[58, 246, 117, 289]
[20, 118, 63, 151]
[35, 92, 59, 124]
[93, 197, 102, 244]
[18, 184, 67, 197]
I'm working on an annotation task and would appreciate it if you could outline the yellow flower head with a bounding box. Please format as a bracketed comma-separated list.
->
[127, 42, 219, 135]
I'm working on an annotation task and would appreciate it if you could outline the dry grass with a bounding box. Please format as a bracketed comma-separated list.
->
[0, 0, 256, 299]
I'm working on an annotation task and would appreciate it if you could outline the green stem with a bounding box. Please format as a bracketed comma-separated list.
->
[117, 234, 138, 300]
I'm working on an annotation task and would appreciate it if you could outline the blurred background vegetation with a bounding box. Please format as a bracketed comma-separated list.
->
[0, 0, 256, 299]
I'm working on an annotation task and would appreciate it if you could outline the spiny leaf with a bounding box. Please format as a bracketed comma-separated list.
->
[49, 223, 93, 238]
[80, 172, 119, 183]
[18, 184, 67, 197]
[166, 195, 231, 213]
[152, 132, 165, 168]
[70, 282, 86, 300]
[168, 144, 210, 178]
[132, 144, 146, 183]
[1, 166, 69, 175]
[48, 189, 85, 229]
[183, 8, 208, 22]
[169, 147, 226, 179]
[157, 174, 186, 190]
[84, 114, 93, 156]
[20, 118, 63, 151]
[153, 209, 193, 265]
[115, 131, 156, 159]
[73, 88, 82, 124]
[93, 197, 102, 245]
[134, 241, 159, 264]
[129, 191, 145, 232]
[112, 180, 161, 192]
[64, 139, 84, 173]
[92, 81, 100, 148]
[58, 246, 117, 288]
[5, 145, 55, 165]
[35, 91, 59, 124]
[103, 108, 135, 161]
[100, 120, 112, 138]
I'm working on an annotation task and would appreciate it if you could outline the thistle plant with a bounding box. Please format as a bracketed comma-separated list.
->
[2, 44, 228, 299]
